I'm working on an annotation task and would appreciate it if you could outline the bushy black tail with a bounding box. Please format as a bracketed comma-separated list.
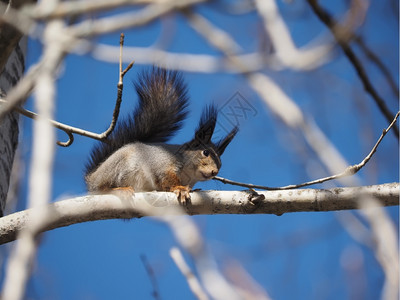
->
[85, 67, 189, 175]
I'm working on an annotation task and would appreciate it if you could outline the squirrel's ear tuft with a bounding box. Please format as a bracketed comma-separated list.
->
[193, 105, 218, 144]
[216, 126, 238, 156]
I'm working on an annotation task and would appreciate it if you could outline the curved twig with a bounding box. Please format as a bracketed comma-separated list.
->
[215, 111, 400, 190]
[57, 130, 74, 147]
[1, 33, 134, 147]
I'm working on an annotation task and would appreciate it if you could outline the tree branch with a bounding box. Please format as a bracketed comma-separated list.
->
[170, 247, 209, 300]
[354, 36, 399, 99]
[140, 254, 161, 300]
[214, 111, 400, 190]
[0, 183, 398, 245]
[29, 0, 166, 20]
[0, 33, 134, 147]
[68, 0, 206, 38]
[183, 10, 367, 189]
[306, 0, 399, 138]
[92, 44, 266, 73]
[254, 0, 333, 70]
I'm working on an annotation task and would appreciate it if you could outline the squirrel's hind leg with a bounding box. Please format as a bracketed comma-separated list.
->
[111, 186, 135, 198]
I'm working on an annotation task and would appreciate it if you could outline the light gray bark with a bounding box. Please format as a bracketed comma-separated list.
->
[0, 182, 397, 245]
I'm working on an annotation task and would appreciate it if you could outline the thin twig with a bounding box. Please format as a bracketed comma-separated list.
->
[306, 0, 399, 138]
[184, 9, 357, 187]
[57, 130, 74, 147]
[96, 33, 135, 143]
[354, 36, 399, 99]
[214, 111, 400, 190]
[0, 100, 110, 141]
[0, 33, 134, 147]
[140, 254, 161, 300]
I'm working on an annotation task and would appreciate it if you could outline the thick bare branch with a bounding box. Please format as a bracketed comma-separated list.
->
[254, 0, 333, 70]
[0, 183, 397, 246]
[92, 44, 265, 73]
[29, 0, 168, 20]
[358, 198, 399, 300]
[68, 0, 206, 38]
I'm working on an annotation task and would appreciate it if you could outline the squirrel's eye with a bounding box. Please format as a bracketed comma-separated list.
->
[203, 150, 210, 157]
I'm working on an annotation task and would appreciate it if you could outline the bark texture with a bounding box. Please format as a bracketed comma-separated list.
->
[0, 182, 397, 245]
[0, 38, 26, 217]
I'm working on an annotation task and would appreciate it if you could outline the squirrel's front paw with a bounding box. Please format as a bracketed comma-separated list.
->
[171, 185, 191, 205]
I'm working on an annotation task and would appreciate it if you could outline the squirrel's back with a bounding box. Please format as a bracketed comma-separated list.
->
[85, 67, 189, 176]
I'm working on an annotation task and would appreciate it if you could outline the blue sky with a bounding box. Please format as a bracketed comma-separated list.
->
[2, 1, 399, 299]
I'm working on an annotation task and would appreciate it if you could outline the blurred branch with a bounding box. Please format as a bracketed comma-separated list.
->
[358, 198, 399, 300]
[0, 183, 398, 245]
[68, 0, 206, 38]
[140, 254, 161, 300]
[0, 0, 36, 73]
[29, 0, 170, 19]
[0, 0, 202, 123]
[0, 62, 42, 121]
[0, 33, 134, 147]
[184, 10, 360, 189]
[254, 0, 333, 70]
[337, 202, 399, 300]
[155, 213, 241, 300]
[215, 111, 400, 190]
[170, 247, 209, 300]
[92, 44, 266, 73]
[307, 0, 399, 138]
[1, 17, 59, 300]
[224, 259, 271, 300]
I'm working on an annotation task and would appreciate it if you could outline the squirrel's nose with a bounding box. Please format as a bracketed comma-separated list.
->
[211, 169, 218, 176]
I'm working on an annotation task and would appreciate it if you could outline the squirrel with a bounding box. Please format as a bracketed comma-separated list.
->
[85, 67, 238, 204]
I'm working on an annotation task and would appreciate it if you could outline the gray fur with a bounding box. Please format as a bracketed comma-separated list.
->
[84, 68, 238, 199]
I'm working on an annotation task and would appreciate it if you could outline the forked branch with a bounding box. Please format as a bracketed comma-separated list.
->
[0, 33, 134, 147]
[306, 0, 399, 138]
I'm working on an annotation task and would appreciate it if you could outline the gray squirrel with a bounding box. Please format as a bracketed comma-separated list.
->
[85, 67, 238, 204]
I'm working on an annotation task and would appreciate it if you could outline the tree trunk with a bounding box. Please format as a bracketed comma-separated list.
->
[0, 37, 26, 217]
